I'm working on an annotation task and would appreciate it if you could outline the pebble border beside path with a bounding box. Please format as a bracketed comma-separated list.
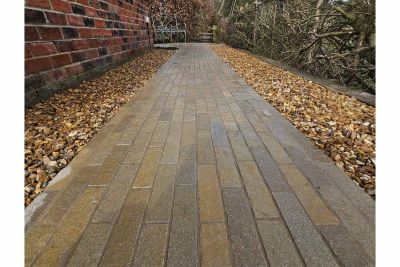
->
[25, 43, 375, 267]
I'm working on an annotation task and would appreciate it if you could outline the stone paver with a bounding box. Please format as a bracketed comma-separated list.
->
[132, 223, 169, 267]
[99, 189, 150, 266]
[200, 223, 233, 267]
[25, 43, 375, 266]
[257, 220, 303, 266]
[168, 185, 198, 266]
[198, 164, 225, 222]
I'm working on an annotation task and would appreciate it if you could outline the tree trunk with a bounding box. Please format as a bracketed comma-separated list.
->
[308, 0, 324, 63]
[218, 0, 226, 15]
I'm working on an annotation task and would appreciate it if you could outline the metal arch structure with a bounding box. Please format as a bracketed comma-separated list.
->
[152, 14, 187, 43]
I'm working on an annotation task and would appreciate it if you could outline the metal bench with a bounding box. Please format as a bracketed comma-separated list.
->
[152, 14, 187, 43]
[199, 33, 213, 43]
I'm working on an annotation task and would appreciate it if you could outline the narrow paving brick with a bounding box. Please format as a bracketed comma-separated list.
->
[198, 164, 225, 222]
[89, 145, 130, 185]
[257, 220, 304, 266]
[184, 102, 196, 121]
[284, 145, 334, 187]
[200, 223, 232, 267]
[320, 163, 375, 222]
[174, 94, 186, 114]
[214, 146, 241, 187]
[297, 158, 335, 188]
[145, 164, 176, 223]
[113, 114, 136, 133]
[247, 113, 270, 132]
[206, 100, 220, 116]
[279, 164, 339, 225]
[132, 224, 169, 267]
[179, 143, 197, 160]
[84, 133, 122, 165]
[160, 131, 181, 164]
[319, 224, 374, 266]
[99, 189, 151, 267]
[33, 187, 106, 267]
[237, 99, 255, 114]
[196, 113, 210, 132]
[229, 105, 248, 125]
[196, 98, 207, 113]
[288, 126, 334, 163]
[273, 191, 339, 267]
[220, 111, 239, 132]
[37, 179, 88, 226]
[145, 115, 167, 134]
[250, 146, 291, 191]
[25, 225, 54, 267]
[170, 111, 184, 133]
[227, 131, 253, 161]
[92, 163, 138, 223]
[181, 120, 196, 145]
[45, 164, 99, 192]
[149, 121, 169, 147]
[258, 130, 293, 165]
[123, 129, 154, 164]
[265, 119, 300, 147]
[237, 161, 279, 219]
[238, 122, 263, 147]
[25, 193, 53, 229]
[167, 185, 198, 266]
[88, 172, 115, 187]
[133, 147, 163, 188]
[159, 107, 173, 121]
[197, 131, 215, 163]
[318, 186, 375, 260]
[117, 122, 141, 145]
[67, 223, 113, 267]
[210, 118, 229, 146]
[222, 188, 268, 266]
[176, 159, 197, 185]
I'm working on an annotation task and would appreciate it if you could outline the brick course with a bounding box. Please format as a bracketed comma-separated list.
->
[25, 0, 153, 106]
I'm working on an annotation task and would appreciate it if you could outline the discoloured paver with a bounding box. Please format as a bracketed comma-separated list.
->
[25, 44, 375, 267]
[200, 223, 233, 267]
[33, 187, 105, 267]
[257, 220, 304, 266]
[132, 224, 169, 267]
[237, 161, 279, 219]
[145, 164, 175, 223]
[167, 185, 198, 266]
[215, 146, 242, 188]
[198, 164, 225, 222]
[222, 188, 268, 266]
[279, 164, 339, 225]
[99, 189, 151, 267]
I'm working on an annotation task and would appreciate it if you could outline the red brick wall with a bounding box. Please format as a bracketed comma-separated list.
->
[25, 0, 153, 106]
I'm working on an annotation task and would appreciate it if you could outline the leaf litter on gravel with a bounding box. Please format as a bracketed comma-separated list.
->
[25, 49, 174, 206]
[211, 44, 375, 198]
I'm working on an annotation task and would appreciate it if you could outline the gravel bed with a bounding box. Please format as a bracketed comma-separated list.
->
[211, 44, 375, 198]
[24, 49, 174, 206]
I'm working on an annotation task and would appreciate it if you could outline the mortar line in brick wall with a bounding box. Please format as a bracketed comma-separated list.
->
[26, 45, 149, 73]
[25, 36, 150, 44]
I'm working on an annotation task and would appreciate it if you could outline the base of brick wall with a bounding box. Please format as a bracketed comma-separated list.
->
[25, 45, 152, 108]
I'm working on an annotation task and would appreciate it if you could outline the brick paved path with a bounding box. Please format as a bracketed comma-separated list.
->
[25, 44, 375, 266]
